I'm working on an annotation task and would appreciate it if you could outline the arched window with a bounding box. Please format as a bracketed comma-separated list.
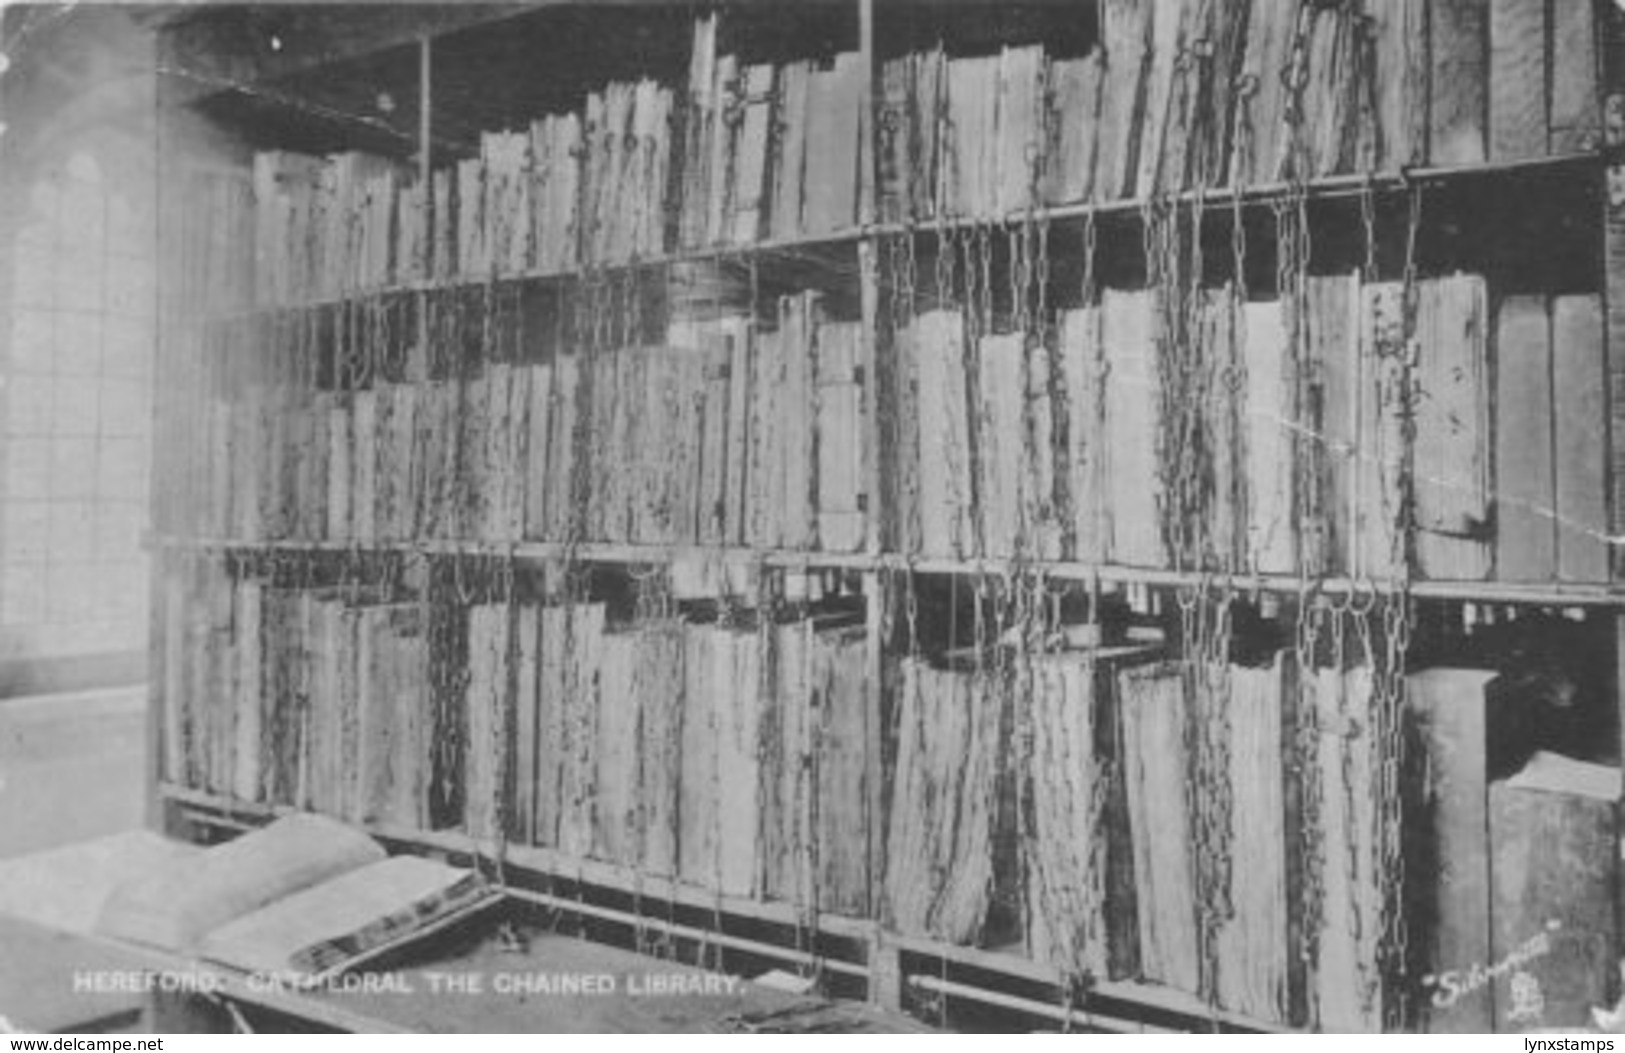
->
[3, 134, 155, 658]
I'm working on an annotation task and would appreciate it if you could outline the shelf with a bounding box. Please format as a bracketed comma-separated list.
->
[150, 535, 1625, 608]
[159, 782, 876, 944]
[206, 226, 870, 323]
[162, 783, 1289, 1035]
[200, 151, 1601, 324]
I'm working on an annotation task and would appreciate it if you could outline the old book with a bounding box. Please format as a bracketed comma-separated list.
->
[533, 603, 599, 849]
[681, 14, 720, 249]
[1117, 661, 1198, 994]
[816, 320, 865, 553]
[463, 603, 508, 842]
[556, 602, 605, 859]
[975, 332, 1024, 558]
[637, 625, 684, 878]
[98, 814, 385, 953]
[1495, 295, 1557, 581]
[545, 356, 579, 542]
[1215, 654, 1290, 1024]
[594, 629, 639, 865]
[771, 60, 813, 239]
[946, 55, 999, 219]
[803, 53, 863, 235]
[1137, 0, 1198, 193]
[885, 658, 1001, 943]
[890, 314, 918, 555]
[913, 47, 947, 219]
[993, 45, 1046, 216]
[1244, 299, 1295, 575]
[1301, 1, 1360, 178]
[259, 589, 305, 807]
[370, 385, 398, 540]
[1025, 337, 1063, 561]
[356, 603, 428, 831]
[1190, 0, 1250, 188]
[1553, 294, 1609, 582]
[679, 622, 720, 885]
[1102, 288, 1163, 568]
[1550, 0, 1601, 153]
[1201, 291, 1242, 570]
[762, 621, 810, 902]
[731, 64, 775, 245]
[1023, 647, 1158, 979]
[915, 309, 973, 559]
[230, 580, 264, 804]
[198, 855, 493, 983]
[1099, 0, 1151, 199]
[1490, 754, 1618, 1031]
[636, 81, 673, 259]
[1310, 663, 1382, 1032]
[1489, 0, 1546, 161]
[1060, 305, 1104, 562]
[815, 625, 870, 916]
[717, 627, 763, 897]
[391, 384, 420, 542]
[522, 363, 553, 540]
[1352, 281, 1407, 579]
[431, 168, 454, 281]
[1370, 0, 1428, 170]
[1430, 0, 1489, 166]
[1044, 54, 1103, 206]
[879, 55, 914, 223]
[1414, 274, 1491, 580]
[1231, 0, 1296, 186]
[455, 157, 486, 277]
[546, 114, 584, 274]
[749, 329, 782, 546]
[704, 54, 738, 247]
[1410, 667, 1498, 1033]
[351, 390, 377, 543]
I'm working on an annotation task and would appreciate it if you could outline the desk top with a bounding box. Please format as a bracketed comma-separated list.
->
[0, 915, 150, 1034]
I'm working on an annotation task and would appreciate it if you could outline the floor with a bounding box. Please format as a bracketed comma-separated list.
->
[0, 687, 147, 859]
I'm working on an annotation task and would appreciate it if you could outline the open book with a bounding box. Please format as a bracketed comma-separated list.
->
[96, 814, 497, 986]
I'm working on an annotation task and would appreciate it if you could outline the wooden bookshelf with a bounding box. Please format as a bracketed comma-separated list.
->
[151, 0, 1625, 1034]
[150, 536, 1625, 608]
[161, 782, 1290, 1035]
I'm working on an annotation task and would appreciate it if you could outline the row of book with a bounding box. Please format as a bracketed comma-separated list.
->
[677, 16, 864, 250]
[247, 19, 867, 306]
[188, 292, 867, 552]
[166, 553, 1613, 1030]
[893, 279, 1609, 583]
[159, 563, 1373, 1029]
[882, 0, 1599, 218]
[242, 1, 1598, 307]
[162, 569, 871, 914]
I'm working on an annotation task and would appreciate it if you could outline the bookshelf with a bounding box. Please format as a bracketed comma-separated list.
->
[151, 0, 1625, 1034]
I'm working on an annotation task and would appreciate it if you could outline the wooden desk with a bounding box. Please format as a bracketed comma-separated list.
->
[0, 916, 150, 1034]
